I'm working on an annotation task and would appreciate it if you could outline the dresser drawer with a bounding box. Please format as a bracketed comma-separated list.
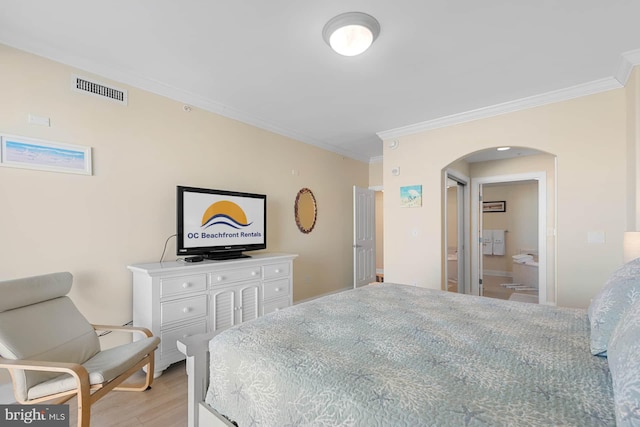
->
[160, 320, 208, 357]
[161, 274, 207, 298]
[161, 295, 207, 324]
[210, 267, 261, 285]
[263, 298, 290, 315]
[263, 263, 290, 279]
[263, 278, 290, 301]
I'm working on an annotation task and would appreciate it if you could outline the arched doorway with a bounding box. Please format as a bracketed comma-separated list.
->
[442, 147, 557, 304]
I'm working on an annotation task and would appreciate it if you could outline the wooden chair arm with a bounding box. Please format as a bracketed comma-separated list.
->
[92, 324, 153, 338]
[0, 357, 88, 377]
[0, 357, 91, 410]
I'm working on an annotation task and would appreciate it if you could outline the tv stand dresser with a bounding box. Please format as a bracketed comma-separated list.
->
[128, 252, 297, 376]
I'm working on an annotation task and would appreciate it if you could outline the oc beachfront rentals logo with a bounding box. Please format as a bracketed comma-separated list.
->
[187, 200, 263, 241]
[184, 198, 263, 243]
[202, 200, 252, 230]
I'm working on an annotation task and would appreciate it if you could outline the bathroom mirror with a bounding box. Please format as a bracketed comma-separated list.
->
[295, 188, 317, 234]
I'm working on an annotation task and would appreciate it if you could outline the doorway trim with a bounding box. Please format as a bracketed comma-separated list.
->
[443, 169, 470, 294]
[471, 172, 548, 304]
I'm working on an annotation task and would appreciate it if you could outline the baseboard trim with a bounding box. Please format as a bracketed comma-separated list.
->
[294, 286, 351, 305]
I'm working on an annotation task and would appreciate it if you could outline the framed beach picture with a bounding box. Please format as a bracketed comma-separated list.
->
[400, 185, 422, 208]
[0, 134, 92, 175]
[483, 200, 506, 213]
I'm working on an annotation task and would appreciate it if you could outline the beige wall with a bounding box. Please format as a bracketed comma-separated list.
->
[446, 186, 458, 250]
[369, 161, 383, 187]
[383, 88, 629, 308]
[369, 162, 384, 273]
[0, 45, 368, 332]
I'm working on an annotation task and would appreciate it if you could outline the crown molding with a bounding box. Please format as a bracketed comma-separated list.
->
[0, 40, 372, 164]
[377, 49, 640, 142]
[376, 77, 622, 141]
[107, 71, 373, 164]
[3, 38, 638, 165]
[615, 48, 640, 85]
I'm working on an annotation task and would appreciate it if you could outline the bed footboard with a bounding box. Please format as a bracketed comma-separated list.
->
[177, 331, 222, 427]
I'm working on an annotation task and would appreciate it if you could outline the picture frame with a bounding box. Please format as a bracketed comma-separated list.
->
[400, 185, 422, 208]
[483, 200, 506, 213]
[0, 134, 92, 175]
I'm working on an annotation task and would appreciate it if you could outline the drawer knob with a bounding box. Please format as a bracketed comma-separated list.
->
[182, 282, 190, 288]
[275, 308, 280, 311]
[251, 271, 257, 276]
[182, 307, 191, 314]
[183, 334, 190, 339]
[217, 276, 223, 281]
[274, 269, 280, 273]
[275, 287, 281, 292]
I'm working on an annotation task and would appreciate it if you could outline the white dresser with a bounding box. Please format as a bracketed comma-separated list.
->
[128, 252, 297, 376]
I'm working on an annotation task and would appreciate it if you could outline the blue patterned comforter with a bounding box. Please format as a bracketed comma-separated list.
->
[205, 284, 614, 426]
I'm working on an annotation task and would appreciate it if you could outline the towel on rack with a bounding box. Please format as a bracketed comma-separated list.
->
[482, 230, 493, 255]
[493, 229, 505, 255]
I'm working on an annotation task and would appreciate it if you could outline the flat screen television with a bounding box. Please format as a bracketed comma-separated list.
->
[177, 186, 266, 261]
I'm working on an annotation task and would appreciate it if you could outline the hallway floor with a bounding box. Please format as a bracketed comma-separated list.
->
[448, 274, 538, 303]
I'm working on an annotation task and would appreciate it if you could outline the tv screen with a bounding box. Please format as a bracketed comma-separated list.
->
[177, 186, 266, 260]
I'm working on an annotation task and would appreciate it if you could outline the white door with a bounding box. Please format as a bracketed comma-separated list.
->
[478, 184, 485, 297]
[471, 172, 547, 303]
[238, 283, 260, 323]
[211, 288, 235, 331]
[455, 185, 465, 293]
[353, 186, 375, 288]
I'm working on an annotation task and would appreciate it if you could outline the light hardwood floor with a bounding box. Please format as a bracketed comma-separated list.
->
[448, 274, 538, 302]
[483, 274, 538, 301]
[67, 361, 187, 426]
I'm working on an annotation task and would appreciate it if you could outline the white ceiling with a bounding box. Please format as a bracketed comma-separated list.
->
[1, 1, 640, 163]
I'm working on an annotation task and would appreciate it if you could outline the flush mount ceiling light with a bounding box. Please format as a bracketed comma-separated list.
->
[322, 12, 380, 56]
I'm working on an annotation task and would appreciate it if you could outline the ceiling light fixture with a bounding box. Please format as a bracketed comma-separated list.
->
[497, 147, 511, 151]
[322, 12, 380, 56]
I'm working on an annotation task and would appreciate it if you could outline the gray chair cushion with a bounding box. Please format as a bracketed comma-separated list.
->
[27, 336, 160, 400]
[0, 272, 72, 313]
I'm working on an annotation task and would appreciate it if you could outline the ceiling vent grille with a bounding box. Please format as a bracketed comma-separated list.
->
[72, 75, 128, 105]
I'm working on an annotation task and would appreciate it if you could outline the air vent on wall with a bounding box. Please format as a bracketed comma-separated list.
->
[71, 75, 128, 105]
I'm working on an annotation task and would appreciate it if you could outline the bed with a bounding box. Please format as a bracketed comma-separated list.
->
[178, 273, 640, 427]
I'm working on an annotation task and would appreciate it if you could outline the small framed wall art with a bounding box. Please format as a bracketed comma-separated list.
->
[0, 134, 92, 175]
[400, 185, 422, 208]
[483, 200, 506, 213]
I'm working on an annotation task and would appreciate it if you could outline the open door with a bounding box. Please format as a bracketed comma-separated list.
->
[444, 173, 469, 294]
[353, 186, 375, 288]
[472, 172, 547, 303]
[478, 184, 485, 297]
